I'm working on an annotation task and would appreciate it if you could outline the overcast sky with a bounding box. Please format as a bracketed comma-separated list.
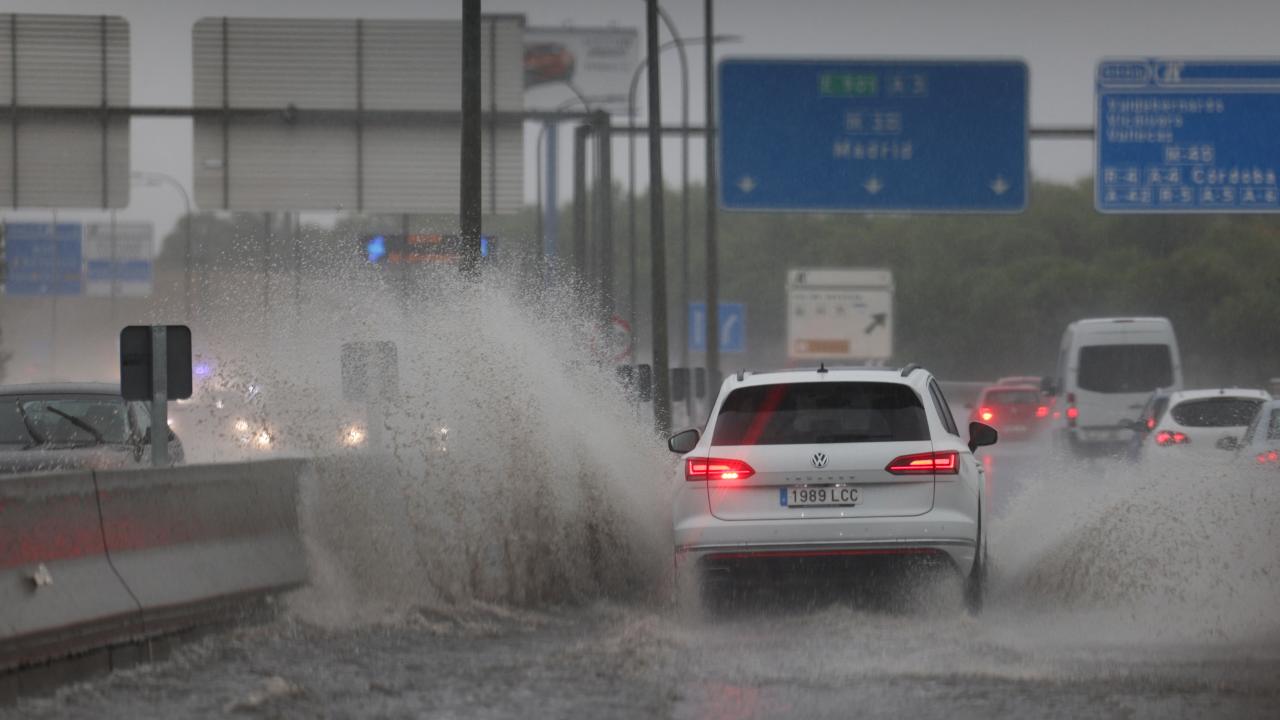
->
[7, 0, 1280, 243]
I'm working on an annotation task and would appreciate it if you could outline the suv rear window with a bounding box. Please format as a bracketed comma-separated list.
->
[1170, 397, 1262, 427]
[1077, 344, 1173, 394]
[711, 382, 929, 446]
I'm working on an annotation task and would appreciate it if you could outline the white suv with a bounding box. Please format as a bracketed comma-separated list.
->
[669, 365, 996, 612]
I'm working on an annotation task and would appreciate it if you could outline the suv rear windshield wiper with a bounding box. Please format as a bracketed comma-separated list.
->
[15, 403, 47, 447]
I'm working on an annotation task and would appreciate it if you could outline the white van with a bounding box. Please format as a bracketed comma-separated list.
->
[1046, 317, 1182, 457]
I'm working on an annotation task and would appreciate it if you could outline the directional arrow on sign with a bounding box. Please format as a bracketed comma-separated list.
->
[737, 176, 757, 194]
[863, 176, 884, 195]
[864, 312, 887, 334]
[990, 175, 1010, 196]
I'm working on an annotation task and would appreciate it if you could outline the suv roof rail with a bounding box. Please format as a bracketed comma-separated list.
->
[899, 363, 922, 377]
[736, 369, 747, 381]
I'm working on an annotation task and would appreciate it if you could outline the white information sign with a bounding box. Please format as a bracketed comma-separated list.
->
[83, 220, 153, 297]
[787, 268, 894, 362]
[524, 26, 639, 115]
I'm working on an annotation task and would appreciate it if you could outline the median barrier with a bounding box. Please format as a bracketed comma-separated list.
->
[0, 459, 308, 687]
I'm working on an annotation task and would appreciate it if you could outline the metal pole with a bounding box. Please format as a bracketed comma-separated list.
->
[627, 83, 639, 367]
[655, 6, 691, 424]
[458, 0, 482, 277]
[150, 325, 169, 467]
[646, 0, 671, 434]
[595, 111, 614, 322]
[572, 124, 590, 282]
[704, 0, 721, 395]
[544, 121, 559, 282]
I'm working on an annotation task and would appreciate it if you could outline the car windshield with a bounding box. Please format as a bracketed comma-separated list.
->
[985, 389, 1040, 405]
[1077, 344, 1174, 394]
[711, 381, 929, 445]
[0, 396, 130, 446]
[1170, 397, 1264, 428]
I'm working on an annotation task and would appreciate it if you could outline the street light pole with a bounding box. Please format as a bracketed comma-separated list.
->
[704, 0, 721, 394]
[645, 0, 671, 434]
[132, 170, 193, 321]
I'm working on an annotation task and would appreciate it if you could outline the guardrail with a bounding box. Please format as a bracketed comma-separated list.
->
[0, 459, 308, 685]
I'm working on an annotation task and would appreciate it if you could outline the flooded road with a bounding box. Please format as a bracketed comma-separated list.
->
[8, 437, 1280, 719]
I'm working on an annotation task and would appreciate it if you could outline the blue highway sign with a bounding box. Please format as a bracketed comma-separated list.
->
[718, 59, 1028, 212]
[1097, 59, 1280, 213]
[3, 222, 82, 295]
[690, 302, 746, 354]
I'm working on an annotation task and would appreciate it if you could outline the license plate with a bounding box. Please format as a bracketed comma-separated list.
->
[780, 485, 859, 508]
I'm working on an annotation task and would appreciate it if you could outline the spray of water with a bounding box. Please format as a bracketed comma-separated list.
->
[187, 249, 676, 625]
[991, 450, 1280, 644]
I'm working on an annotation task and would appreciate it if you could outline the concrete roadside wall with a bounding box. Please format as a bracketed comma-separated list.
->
[0, 459, 308, 675]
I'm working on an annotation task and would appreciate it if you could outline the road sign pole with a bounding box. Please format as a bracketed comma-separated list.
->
[646, 0, 671, 434]
[595, 111, 614, 324]
[704, 0, 721, 402]
[150, 325, 168, 467]
[573, 124, 590, 284]
[458, 0, 482, 277]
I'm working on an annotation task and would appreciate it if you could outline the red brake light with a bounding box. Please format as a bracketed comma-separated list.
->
[1065, 406, 1079, 420]
[979, 407, 994, 422]
[1257, 450, 1279, 465]
[886, 450, 959, 475]
[1155, 430, 1189, 446]
[686, 457, 755, 482]
[1146, 417, 1156, 430]
[1035, 405, 1049, 418]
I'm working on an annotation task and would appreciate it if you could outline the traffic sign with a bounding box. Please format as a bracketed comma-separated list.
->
[689, 302, 746, 353]
[3, 222, 82, 295]
[83, 221, 153, 297]
[719, 59, 1027, 212]
[787, 269, 893, 361]
[1097, 59, 1280, 213]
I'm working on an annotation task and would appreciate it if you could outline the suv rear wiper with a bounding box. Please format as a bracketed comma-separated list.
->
[41, 405, 106, 444]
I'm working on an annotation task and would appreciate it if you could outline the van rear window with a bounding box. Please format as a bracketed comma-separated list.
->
[711, 382, 929, 446]
[1077, 344, 1173, 394]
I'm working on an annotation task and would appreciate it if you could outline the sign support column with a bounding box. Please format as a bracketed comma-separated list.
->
[150, 325, 168, 467]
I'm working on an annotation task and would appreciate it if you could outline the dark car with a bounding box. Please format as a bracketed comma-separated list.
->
[0, 383, 184, 474]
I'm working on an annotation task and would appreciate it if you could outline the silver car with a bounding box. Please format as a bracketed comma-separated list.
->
[0, 383, 184, 474]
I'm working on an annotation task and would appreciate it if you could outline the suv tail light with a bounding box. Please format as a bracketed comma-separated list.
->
[1155, 430, 1189, 446]
[1035, 405, 1049, 419]
[979, 407, 994, 422]
[1256, 450, 1279, 465]
[686, 457, 755, 482]
[886, 451, 959, 475]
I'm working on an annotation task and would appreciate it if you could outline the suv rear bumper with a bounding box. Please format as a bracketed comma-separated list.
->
[674, 506, 978, 575]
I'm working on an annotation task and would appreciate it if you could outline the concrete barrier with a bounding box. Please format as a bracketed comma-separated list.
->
[0, 471, 142, 672]
[0, 459, 308, 678]
[95, 459, 307, 635]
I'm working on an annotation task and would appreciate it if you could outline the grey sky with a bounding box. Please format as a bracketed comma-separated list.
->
[6, 0, 1280, 242]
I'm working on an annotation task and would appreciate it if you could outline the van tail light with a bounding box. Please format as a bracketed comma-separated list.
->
[1257, 450, 1279, 465]
[1155, 430, 1190, 446]
[1065, 393, 1079, 427]
[886, 450, 959, 475]
[686, 457, 755, 482]
[979, 407, 994, 422]
[1035, 405, 1049, 419]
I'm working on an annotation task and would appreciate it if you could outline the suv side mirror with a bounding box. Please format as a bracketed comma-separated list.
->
[668, 428, 700, 454]
[1040, 376, 1057, 396]
[968, 422, 998, 453]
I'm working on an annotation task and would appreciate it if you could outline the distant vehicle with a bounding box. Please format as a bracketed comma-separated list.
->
[996, 375, 1042, 387]
[1122, 387, 1176, 462]
[1043, 317, 1182, 457]
[0, 383, 184, 474]
[967, 384, 1047, 441]
[1237, 398, 1280, 470]
[669, 365, 996, 614]
[1141, 388, 1270, 459]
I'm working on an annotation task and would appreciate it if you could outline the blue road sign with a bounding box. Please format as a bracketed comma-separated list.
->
[1097, 59, 1280, 213]
[3, 222, 82, 295]
[690, 302, 746, 353]
[719, 59, 1027, 212]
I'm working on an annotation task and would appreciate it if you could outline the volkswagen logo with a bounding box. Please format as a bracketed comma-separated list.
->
[811, 452, 828, 469]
